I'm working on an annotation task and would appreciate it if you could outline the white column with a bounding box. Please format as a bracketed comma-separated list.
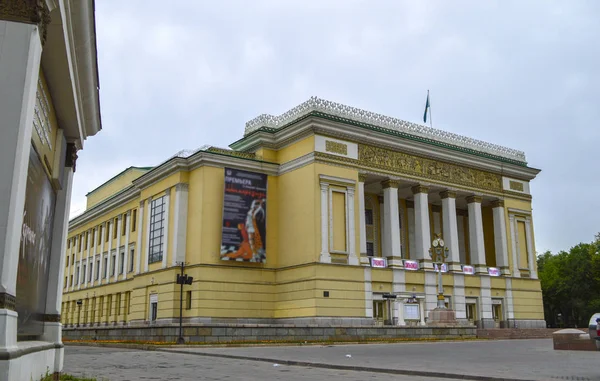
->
[392, 269, 405, 324]
[319, 183, 331, 263]
[106, 221, 113, 284]
[136, 200, 145, 274]
[525, 217, 537, 279]
[66, 237, 72, 290]
[172, 183, 189, 266]
[480, 275, 493, 327]
[358, 174, 367, 257]
[114, 215, 122, 282]
[424, 271, 437, 316]
[77, 234, 84, 289]
[89, 228, 97, 286]
[453, 273, 467, 320]
[347, 186, 359, 266]
[407, 201, 415, 259]
[123, 211, 131, 279]
[492, 200, 510, 275]
[505, 277, 515, 327]
[509, 215, 520, 277]
[441, 191, 460, 271]
[43, 167, 74, 343]
[457, 211, 467, 264]
[381, 180, 401, 258]
[143, 198, 152, 272]
[162, 190, 170, 269]
[364, 267, 373, 318]
[397, 300, 405, 326]
[412, 186, 431, 268]
[467, 196, 486, 273]
[419, 299, 426, 326]
[98, 222, 105, 285]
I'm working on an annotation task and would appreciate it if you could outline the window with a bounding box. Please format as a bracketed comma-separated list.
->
[64, 277, 67, 289]
[82, 265, 87, 283]
[110, 255, 115, 276]
[88, 264, 93, 283]
[151, 302, 157, 321]
[69, 274, 73, 287]
[116, 293, 121, 316]
[105, 224, 110, 242]
[186, 291, 192, 310]
[126, 292, 131, 314]
[132, 209, 137, 232]
[95, 260, 100, 280]
[78, 236, 82, 251]
[99, 296, 104, 317]
[75, 267, 80, 284]
[148, 196, 166, 264]
[122, 214, 127, 236]
[103, 257, 108, 278]
[113, 218, 118, 239]
[107, 295, 112, 317]
[365, 209, 374, 225]
[67, 239, 70, 249]
[119, 252, 124, 274]
[71, 254, 74, 265]
[129, 249, 134, 273]
[98, 226, 102, 245]
[65, 255, 69, 267]
[367, 242, 374, 256]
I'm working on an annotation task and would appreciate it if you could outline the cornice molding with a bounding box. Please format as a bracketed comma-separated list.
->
[0, 0, 51, 44]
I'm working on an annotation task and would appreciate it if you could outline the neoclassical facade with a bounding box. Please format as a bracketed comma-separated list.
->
[62, 97, 544, 337]
[0, 1, 101, 380]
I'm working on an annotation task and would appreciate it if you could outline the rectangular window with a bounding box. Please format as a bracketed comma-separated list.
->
[78, 236, 82, 251]
[365, 209, 374, 225]
[119, 252, 124, 274]
[105, 224, 110, 242]
[72, 254, 74, 265]
[107, 295, 112, 317]
[103, 257, 108, 278]
[88, 264, 93, 282]
[113, 218, 118, 239]
[82, 265, 87, 283]
[116, 293, 121, 316]
[69, 274, 73, 286]
[65, 255, 69, 267]
[99, 296, 104, 317]
[85, 232, 89, 249]
[132, 209, 137, 232]
[111, 255, 115, 276]
[95, 260, 100, 280]
[126, 292, 131, 315]
[67, 239, 70, 249]
[129, 249, 135, 273]
[122, 214, 127, 236]
[98, 226, 102, 245]
[64, 277, 67, 289]
[148, 196, 166, 264]
[186, 291, 192, 310]
[367, 242, 374, 256]
[75, 266, 80, 284]
[151, 302, 157, 321]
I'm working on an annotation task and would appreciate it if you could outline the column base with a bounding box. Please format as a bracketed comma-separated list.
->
[0, 309, 18, 351]
[500, 267, 511, 276]
[448, 263, 463, 272]
[387, 256, 404, 268]
[419, 260, 434, 270]
[348, 255, 359, 266]
[319, 252, 332, 263]
[474, 265, 488, 274]
[360, 255, 371, 266]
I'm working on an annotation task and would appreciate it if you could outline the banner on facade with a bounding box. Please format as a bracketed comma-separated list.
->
[488, 267, 500, 276]
[370, 257, 387, 268]
[404, 260, 419, 271]
[16, 146, 56, 337]
[462, 265, 475, 275]
[433, 263, 448, 273]
[220, 168, 267, 263]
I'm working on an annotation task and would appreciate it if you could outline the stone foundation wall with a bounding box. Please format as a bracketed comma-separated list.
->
[477, 328, 557, 339]
[63, 324, 477, 343]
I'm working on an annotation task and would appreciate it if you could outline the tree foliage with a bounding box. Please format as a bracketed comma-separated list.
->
[538, 233, 600, 328]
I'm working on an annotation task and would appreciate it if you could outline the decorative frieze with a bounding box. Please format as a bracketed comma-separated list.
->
[358, 173, 368, 182]
[509, 181, 524, 192]
[325, 140, 348, 155]
[359, 144, 502, 192]
[0, 0, 51, 44]
[0, 292, 16, 310]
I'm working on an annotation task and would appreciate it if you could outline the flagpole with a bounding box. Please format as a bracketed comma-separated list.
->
[428, 90, 433, 129]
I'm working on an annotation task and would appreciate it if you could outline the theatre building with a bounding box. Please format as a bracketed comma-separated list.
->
[0, 1, 101, 380]
[62, 97, 545, 339]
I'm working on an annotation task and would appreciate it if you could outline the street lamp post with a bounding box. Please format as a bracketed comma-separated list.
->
[429, 233, 449, 310]
[176, 262, 193, 344]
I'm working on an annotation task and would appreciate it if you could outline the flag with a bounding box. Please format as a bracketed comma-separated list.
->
[423, 91, 430, 123]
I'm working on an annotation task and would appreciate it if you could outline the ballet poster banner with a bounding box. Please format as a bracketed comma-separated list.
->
[220, 168, 267, 263]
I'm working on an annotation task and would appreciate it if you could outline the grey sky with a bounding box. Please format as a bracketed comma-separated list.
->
[71, 0, 600, 254]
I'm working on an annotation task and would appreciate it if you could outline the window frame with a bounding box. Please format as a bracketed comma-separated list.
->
[148, 196, 166, 264]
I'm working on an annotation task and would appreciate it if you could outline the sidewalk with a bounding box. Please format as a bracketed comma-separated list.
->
[161, 339, 598, 381]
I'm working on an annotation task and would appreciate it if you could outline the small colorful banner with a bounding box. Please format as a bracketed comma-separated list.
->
[488, 267, 500, 276]
[404, 260, 419, 271]
[220, 168, 267, 263]
[370, 257, 388, 268]
[433, 263, 448, 273]
[462, 265, 475, 275]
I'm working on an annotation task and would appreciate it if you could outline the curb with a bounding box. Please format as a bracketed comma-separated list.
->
[159, 347, 535, 381]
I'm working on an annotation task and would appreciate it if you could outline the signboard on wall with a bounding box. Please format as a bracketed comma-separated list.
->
[220, 168, 267, 263]
[404, 304, 420, 320]
[462, 265, 475, 275]
[404, 260, 419, 271]
[433, 263, 448, 273]
[488, 267, 500, 277]
[370, 257, 387, 268]
[16, 146, 56, 337]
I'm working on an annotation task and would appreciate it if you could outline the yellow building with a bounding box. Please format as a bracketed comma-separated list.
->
[62, 97, 544, 333]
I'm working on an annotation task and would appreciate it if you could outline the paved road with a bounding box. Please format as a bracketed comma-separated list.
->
[163, 339, 599, 381]
[63, 346, 450, 381]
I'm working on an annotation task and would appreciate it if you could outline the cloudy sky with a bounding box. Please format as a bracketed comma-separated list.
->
[72, 0, 599, 254]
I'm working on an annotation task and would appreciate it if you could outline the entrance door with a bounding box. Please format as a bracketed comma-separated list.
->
[492, 303, 503, 328]
[373, 300, 389, 325]
[466, 303, 477, 324]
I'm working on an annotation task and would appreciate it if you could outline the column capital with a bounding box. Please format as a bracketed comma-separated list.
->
[358, 173, 368, 182]
[65, 143, 79, 173]
[440, 190, 457, 199]
[126, 210, 132, 217]
[491, 199, 505, 208]
[347, 187, 355, 196]
[431, 205, 442, 213]
[320, 182, 329, 191]
[0, 0, 51, 44]
[381, 179, 399, 189]
[139, 200, 145, 208]
[466, 195, 483, 204]
[117, 214, 123, 221]
[176, 183, 189, 192]
[406, 200, 414, 208]
[411, 185, 429, 195]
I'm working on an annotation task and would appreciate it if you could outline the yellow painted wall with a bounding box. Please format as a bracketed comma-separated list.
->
[277, 136, 315, 164]
[332, 191, 347, 252]
[482, 206, 496, 267]
[87, 168, 150, 209]
[517, 221, 529, 269]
